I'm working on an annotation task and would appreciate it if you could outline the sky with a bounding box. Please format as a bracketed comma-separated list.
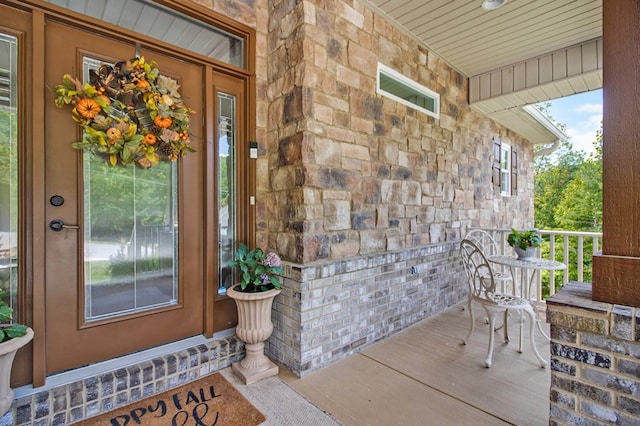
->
[542, 89, 603, 155]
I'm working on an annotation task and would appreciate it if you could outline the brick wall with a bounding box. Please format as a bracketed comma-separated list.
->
[267, 240, 466, 376]
[547, 282, 640, 425]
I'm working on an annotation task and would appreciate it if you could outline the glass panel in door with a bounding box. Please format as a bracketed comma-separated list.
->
[217, 93, 236, 296]
[0, 33, 18, 315]
[82, 57, 179, 321]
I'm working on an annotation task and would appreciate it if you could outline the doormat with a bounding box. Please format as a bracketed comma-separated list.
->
[73, 372, 266, 425]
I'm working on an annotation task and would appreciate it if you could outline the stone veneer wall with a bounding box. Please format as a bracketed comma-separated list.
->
[189, 0, 537, 377]
[267, 240, 465, 376]
[260, 0, 535, 263]
[547, 282, 640, 425]
[256, 0, 534, 374]
[203, 0, 536, 262]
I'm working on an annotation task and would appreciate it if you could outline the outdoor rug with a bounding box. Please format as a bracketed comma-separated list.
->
[74, 372, 265, 425]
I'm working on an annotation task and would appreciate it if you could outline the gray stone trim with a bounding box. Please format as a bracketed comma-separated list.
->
[547, 282, 640, 425]
[1, 336, 244, 426]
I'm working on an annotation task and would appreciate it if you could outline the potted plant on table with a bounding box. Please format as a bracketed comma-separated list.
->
[507, 228, 542, 260]
[227, 244, 283, 384]
[0, 290, 33, 417]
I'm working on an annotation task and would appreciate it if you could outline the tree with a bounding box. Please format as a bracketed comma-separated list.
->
[536, 126, 603, 232]
[534, 139, 584, 229]
[533, 107, 603, 294]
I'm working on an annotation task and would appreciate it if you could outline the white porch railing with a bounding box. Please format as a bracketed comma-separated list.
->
[469, 228, 602, 300]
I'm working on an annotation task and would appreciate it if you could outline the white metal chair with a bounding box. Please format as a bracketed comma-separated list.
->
[460, 238, 547, 368]
[462, 230, 514, 330]
[464, 229, 512, 292]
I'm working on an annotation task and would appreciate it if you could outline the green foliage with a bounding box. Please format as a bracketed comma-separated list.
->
[534, 140, 584, 229]
[507, 228, 542, 249]
[0, 110, 17, 187]
[86, 154, 172, 240]
[219, 156, 229, 207]
[1, 110, 19, 236]
[535, 126, 602, 232]
[534, 114, 603, 297]
[554, 159, 602, 231]
[0, 290, 27, 343]
[228, 244, 283, 292]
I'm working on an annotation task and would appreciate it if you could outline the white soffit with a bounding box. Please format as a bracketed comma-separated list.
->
[363, 0, 602, 78]
[362, 0, 602, 143]
[485, 106, 566, 146]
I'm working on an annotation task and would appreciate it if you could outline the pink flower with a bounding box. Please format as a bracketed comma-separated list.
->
[264, 252, 281, 268]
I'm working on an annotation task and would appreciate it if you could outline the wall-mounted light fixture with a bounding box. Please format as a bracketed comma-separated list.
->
[481, 0, 507, 11]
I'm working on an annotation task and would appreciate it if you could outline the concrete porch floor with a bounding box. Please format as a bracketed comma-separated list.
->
[280, 302, 551, 425]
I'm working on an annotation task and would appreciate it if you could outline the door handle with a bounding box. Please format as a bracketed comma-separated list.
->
[49, 219, 80, 231]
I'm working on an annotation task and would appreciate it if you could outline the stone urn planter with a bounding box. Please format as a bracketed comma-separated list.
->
[227, 284, 281, 385]
[514, 245, 537, 260]
[0, 327, 34, 417]
[507, 228, 542, 261]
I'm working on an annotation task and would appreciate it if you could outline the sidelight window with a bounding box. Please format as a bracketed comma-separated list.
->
[217, 93, 236, 296]
[0, 33, 18, 317]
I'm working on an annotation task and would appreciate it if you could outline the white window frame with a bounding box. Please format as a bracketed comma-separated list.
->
[376, 63, 440, 119]
[500, 142, 511, 196]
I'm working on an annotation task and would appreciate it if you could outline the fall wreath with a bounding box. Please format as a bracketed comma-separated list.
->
[54, 57, 194, 168]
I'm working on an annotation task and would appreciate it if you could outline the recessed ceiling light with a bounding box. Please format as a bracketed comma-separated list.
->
[481, 0, 507, 11]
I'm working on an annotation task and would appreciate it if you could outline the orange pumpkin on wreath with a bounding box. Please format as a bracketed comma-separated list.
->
[53, 56, 195, 168]
[153, 115, 173, 129]
[76, 98, 101, 119]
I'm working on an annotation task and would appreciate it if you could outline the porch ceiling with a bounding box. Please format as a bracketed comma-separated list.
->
[363, 0, 603, 146]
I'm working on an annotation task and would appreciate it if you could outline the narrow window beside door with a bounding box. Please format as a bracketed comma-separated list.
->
[0, 33, 19, 316]
[217, 92, 236, 296]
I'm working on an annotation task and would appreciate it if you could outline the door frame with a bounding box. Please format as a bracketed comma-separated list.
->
[1, 0, 256, 387]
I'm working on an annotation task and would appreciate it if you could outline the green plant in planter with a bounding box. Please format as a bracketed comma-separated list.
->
[228, 244, 284, 292]
[507, 228, 542, 250]
[0, 290, 27, 343]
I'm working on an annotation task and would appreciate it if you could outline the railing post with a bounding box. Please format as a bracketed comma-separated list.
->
[548, 235, 556, 297]
[577, 236, 584, 282]
[562, 235, 569, 285]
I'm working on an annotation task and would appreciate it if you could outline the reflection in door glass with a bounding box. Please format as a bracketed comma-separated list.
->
[218, 93, 236, 295]
[0, 34, 19, 316]
[83, 57, 178, 321]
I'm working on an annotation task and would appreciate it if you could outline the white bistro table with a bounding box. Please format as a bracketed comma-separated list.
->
[487, 255, 566, 339]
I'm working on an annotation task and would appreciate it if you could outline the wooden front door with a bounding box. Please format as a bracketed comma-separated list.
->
[44, 21, 205, 374]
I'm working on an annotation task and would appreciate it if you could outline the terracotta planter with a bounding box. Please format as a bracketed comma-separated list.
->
[227, 285, 281, 384]
[0, 327, 34, 417]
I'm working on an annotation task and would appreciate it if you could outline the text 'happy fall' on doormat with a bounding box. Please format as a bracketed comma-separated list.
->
[73, 372, 266, 425]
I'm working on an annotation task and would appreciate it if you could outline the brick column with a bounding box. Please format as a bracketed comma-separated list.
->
[547, 282, 640, 424]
